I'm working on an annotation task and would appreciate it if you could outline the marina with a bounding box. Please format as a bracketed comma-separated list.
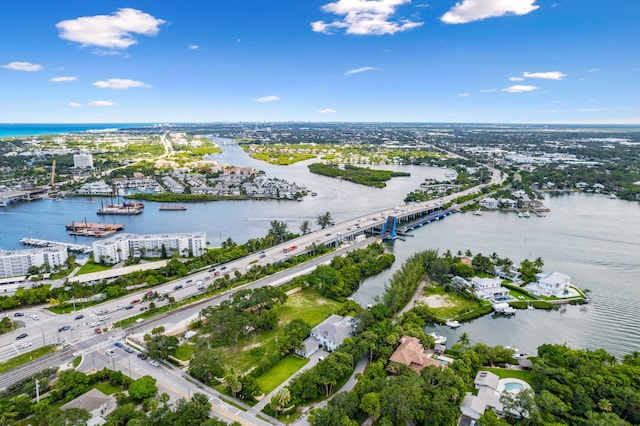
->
[19, 238, 92, 254]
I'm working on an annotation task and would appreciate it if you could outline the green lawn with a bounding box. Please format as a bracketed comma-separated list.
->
[485, 367, 534, 382]
[222, 289, 342, 374]
[256, 356, 309, 394]
[174, 344, 198, 361]
[76, 261, 113, 275]
[93, 382, 122, 395]
[0, 345, 56, 374]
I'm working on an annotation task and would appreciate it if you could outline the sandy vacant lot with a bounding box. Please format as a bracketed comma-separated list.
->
[417, 294, 456, 308]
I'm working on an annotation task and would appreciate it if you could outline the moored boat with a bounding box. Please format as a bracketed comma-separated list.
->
[159, 205, 187, 211]
[445, 319, 461, 328]
[429, 332, 447, 345]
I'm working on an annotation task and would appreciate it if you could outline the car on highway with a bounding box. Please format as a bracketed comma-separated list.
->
[130, 299, 140, 305]
[173, 285, 183, 291]
[74, 314, 84, 320]
[58, 325, 71, 332]
[259, 251, 266, 258]
[88, 321, 100, 327]
[213, 271, 221, 277]
[325, 233, 331, 236]
[208, 267, 216, 272]
[19, 342, 32, 349]
[98, 315, 110, 321]
[197, 285, 206, 291]
[186, 279, 192, 285]
[115, 304, 124, 310]
[31, 315, 39, 321]
[16, 333, 28, 340]
[149, 359, 160, 367]
[95, 328, 102, 334]
[125, 305, 134, 310]
[137, 353, 147, 360]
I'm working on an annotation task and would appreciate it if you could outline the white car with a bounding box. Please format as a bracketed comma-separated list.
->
[105, 349, 116, 357]
[19, 342, 32, 349]
[31, 315, 39, 320]
[98, 315, 111, 321]
[149, 359, 160, 367]
[115, 305, 124, 310]
[88, 321, 100, 327]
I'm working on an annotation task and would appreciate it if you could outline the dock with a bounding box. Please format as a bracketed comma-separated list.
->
[19, 238, 92, 254]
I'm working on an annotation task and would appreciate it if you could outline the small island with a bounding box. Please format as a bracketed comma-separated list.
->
[308, 163, 410, 188]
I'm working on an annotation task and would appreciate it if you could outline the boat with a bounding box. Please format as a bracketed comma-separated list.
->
[473, 208, 482, 216]
[523, 210, 531, 218]
[609, 193, 617, 199]
[159, 205, 187, 211]
[97, 202, 144, 216]
[445, 319, 461, 329]
[429, 332, 447, 345]
[493, 302, 516, 315]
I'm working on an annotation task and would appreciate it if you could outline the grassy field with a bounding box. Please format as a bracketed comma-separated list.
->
[422, 285, 487, 320]
[174, 344, 198, 361]
[485, 367, 534, 382]
[76, 261, 113, 275]
[0, 345, 56, 374]
[223, 289, 342, 373]
[255, 356, 308, 394]
[93, 382, 122, 395]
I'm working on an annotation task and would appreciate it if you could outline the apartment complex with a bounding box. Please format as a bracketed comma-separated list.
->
[92, 232, 206, 264]
[0, 245, 68, 278]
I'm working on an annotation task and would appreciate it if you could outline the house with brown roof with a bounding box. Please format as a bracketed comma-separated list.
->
[389, 335, 447, 374]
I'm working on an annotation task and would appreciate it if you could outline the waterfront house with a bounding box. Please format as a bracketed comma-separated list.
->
[389, 335, 446, 374]
[471, 277, 510, 300]
[460, 371, 503, 421]
[479, 197, 498, 209]
[525, 271, 571, 297]
[296, 314, 354, 357]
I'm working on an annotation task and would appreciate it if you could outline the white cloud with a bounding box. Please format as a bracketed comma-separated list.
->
[252, 96, 281, 103]
[441, 0, 539, 24]
[579, 108, 605, 112]
[188, 44, 199, 50]
[509, 76, 524, 82]
[49, 76, 77, 83]
[589, 68, 601, 73]
[67, 102, 83, 108]
[344, 66, 378, 76]
[480, 88, 496, 92]
[312, 0, 423, 35]
[93, 78, 151, 89]
[2, 61, 42, 72]
[457, 92, 470, 97]
[56, 8, 165, 50]
[318, 108, 337, 114]
[523, 71, 566, 80]
[502, 85, 539, 93]
[89, 100, 116, 107]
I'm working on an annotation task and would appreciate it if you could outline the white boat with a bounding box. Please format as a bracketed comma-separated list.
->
[523, 211, 530, 218]
[473, 208, 482, 216]
[609, 193, 617, 199]
[445, 319, 461, 328]
[429, 332, 447, 345]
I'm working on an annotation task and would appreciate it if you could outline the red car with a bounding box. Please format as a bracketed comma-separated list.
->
[130, 299, 140, 305]
[95, 328, 102, 334]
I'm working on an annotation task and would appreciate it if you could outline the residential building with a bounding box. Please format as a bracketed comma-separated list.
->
[73, 153, 93, 169]
[525, 271, 571, 297]
[76, 181, 113, 195]
[92, 232, 206, 265]
[389, 335, 446, 374]
[459, 371, 532, 422]
[0, 245, 68, 278]
[472, 277, 510, 300]
[61, 388, 116, 426]
[479, 197, 498, 209]
[296, 314, 354, 357]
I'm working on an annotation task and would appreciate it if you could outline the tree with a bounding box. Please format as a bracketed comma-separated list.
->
[222, 237, 237, 250]
[279, 319, 312, 355]
[360, 392, 381, 420]
[316, 212, 334, 229]
[144, 332, 179, 360]
[128, 375, 158, 401]
[299, 220, 312, 235]
[225, 374, 242, 398]
[500, 388, 536, 420]
[188, 349, 226, 385]
[268, 220, 289, 244]
[269, 388, 291, 418]
[458, 332, 471, 347]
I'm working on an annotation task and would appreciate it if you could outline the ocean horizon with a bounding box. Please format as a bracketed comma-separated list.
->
[0, 123, 152, 138]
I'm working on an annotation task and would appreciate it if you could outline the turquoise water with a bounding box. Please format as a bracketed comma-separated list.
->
[0, 123, 150, 138]
[504, 382, 524, 391]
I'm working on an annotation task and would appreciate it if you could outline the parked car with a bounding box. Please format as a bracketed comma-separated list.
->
[149, 359, 160, 367]
[105, 349, 116, 357]
[31, 315, 39, 321]
[74, 314, 84, 320]
[114, 342, 123, 347]
[58, 325, 71, 332]
[124, 346, 134, 354]
[137, 353, 147, 360]
[16, 333, 28, 340]
[95, 328, 102, 334]
[13, 312, 24, 317]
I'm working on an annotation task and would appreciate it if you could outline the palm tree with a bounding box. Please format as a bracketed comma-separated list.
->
[268, 221, 288, 244]
[316, 212, 334, 229]
[299, 220, 312, 235]
[457, 332, 471, 347]
[0, 403, 17, 426]
[598, 398, 612, 413]
[269, 388, 291, 418]
[225, 374, 242, 398]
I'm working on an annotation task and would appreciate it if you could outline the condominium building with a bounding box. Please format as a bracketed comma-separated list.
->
[0, 245, 68, 278]
[73, 153, 94, 169]
[93, 232, 206, 264]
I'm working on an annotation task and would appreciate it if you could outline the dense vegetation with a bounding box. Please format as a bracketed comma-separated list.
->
[308, 163, 410, 188]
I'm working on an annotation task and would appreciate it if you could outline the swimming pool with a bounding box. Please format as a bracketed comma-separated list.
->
[504, 382, 524, 392]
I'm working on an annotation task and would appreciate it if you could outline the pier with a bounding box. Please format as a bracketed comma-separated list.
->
[66, 221, 124, 237]
[19, 238, 92, 254]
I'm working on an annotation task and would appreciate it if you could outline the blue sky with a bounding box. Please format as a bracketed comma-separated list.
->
[1, 0, 638, 124]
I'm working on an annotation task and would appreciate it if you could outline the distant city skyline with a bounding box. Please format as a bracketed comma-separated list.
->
[1, 1, 638, 124]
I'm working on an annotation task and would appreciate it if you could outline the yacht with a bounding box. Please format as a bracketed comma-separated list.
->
[445, 319, 461, 328]
[429, 332, 447, 345]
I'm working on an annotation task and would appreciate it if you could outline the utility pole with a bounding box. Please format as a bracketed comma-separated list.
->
[35, 378, 40, 403]
[41, 329, 45, 346]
